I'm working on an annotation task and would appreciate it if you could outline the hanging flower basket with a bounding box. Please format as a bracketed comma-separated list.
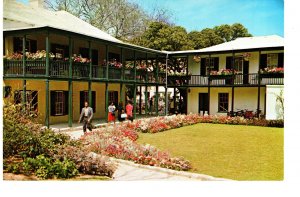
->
[193, 55, 201, 63]
[242, 52, 251, 61]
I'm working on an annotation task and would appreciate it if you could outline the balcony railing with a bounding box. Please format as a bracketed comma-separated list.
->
[167, 73, 283, 86]
[3, 60, 165, 84]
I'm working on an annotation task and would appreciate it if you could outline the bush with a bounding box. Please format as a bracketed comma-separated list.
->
[3, 102, 116, 179]
[22, 155, 78, 179]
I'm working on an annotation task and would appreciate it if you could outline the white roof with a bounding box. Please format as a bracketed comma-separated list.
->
[3, 1, 122, 43]
[170, 35, 284, 54]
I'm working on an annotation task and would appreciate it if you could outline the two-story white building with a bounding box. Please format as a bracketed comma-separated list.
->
[168, 35, 284, 119]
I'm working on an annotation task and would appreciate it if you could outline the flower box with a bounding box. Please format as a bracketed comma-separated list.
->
[209, 74, 233, 80]
[260, 73, 284, 78]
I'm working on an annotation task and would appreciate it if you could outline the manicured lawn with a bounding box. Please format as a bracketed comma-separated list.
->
[137, 123, 283, 180]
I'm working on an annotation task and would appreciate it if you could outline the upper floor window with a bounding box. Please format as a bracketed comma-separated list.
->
[234, 57, 243, 73]
[201, 57, 219, 76]
[267, 53, 278, 68]
[79, 48, 98, 65]
[13, 37, 37, 53]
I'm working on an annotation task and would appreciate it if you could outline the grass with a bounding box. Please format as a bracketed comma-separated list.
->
[137, 123, 283, 180]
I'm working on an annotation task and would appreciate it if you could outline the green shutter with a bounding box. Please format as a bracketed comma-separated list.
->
[278, 53, 284, 68]
[214, 57, 219, 71]
[50, 91, 56, 116]
[64, 91, 69, 115]
[259, 54, 267, 70]
[200, 58, 206, 76]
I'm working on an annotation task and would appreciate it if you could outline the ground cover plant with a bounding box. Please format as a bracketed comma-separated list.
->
[3, 102, 116, 179]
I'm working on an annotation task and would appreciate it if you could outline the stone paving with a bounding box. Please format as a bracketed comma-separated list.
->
[58, 124, 228, 181]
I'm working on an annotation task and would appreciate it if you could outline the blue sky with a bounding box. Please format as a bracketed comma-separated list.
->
[129, 0, 284, 36]
[18, 0, 284, 37]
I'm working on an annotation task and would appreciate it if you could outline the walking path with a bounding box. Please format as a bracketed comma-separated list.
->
[57, 124, 228, 181]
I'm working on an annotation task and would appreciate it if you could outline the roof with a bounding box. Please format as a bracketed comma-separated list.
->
[3, 1, 122, 43]
[170, 35, 284, 55]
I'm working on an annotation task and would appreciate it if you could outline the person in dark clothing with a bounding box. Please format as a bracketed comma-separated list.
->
[78, 101, 93, 134]
[117, 101, 126, 122]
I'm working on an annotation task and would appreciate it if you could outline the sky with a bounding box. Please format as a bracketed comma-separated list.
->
[17, 0, 283, 36]
[129, 0, 284, 37]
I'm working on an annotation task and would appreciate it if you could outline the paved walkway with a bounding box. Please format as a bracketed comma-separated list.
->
[58, 124, 228, 181]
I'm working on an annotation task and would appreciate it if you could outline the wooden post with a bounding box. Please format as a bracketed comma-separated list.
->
[155, 85, 159, 115]
[45, 31, 50, 128]
[145, 85, 148, 115]
[105, 82, 109, 122]
[106, 45, 109, 79]
[22, 35, 26, 107]
[257, 50, 261, 118]
[133, 84, 137, 119]
[139, 85, 142, 114]
[45, 79, 50, 128]
[120, 48, 124, 80]
[231, 52, 235, 112]
[68, 36, 73, 127]
[88, 41, 92, 106]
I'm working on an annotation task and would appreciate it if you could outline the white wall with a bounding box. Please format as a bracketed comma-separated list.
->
[187, 87, 266, 116]
[187, 50, 284, 75]
[266, 85, 284, 120]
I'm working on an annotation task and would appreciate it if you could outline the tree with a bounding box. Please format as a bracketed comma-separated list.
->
[131, 21, 193, 51]
[45, 0, 173, 41]
[231, 23, 252, 40]
[213, 24, 233, 42]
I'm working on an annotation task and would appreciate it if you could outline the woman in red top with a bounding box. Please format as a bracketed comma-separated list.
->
[125, 100, 134, 122]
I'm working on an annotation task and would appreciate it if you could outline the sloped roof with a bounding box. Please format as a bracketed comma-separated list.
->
[3, 1, 122, 43]
[170, 35, 284, 54]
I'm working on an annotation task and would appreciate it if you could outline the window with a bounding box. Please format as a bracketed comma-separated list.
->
[108, 91, 118, 105]
[51, 43, 69, 59]
[218, 93, 229, 112]
[14, 90, 38, 111]
[79, 48, 99, 65]
[201, 57, 219, 75]
[267, 53, 279, 68]
[80, 91, 96, 112]
[51, 91, 68, 116]
[13, 37, 37, 53]
[234, 57, 243, 73]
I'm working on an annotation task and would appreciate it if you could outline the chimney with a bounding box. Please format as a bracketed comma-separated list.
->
[29, 0, 45, 8]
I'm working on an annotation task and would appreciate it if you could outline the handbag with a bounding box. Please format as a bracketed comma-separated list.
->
[121, 113, 127, 118]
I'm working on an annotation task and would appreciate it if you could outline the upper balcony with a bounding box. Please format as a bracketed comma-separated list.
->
[167, 71, 284, 87]
[3, 57, 166, 85]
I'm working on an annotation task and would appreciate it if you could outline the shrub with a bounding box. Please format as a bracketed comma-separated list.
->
[3, 102, 116, 179]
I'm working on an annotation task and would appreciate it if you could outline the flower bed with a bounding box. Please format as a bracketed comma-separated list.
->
[81, 126, 191, 171]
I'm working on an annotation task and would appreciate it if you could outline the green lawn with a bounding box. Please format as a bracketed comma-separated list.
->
[137, 123, 283, 180]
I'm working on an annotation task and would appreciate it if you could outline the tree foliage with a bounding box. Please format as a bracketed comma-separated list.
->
[45, 0, 173, 41]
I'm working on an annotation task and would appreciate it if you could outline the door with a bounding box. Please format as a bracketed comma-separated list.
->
[243, 60, 249, 84]
[198, 93, 209, 114]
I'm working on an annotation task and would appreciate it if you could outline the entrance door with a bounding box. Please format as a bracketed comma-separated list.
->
[243, 61, 249, 84]
[198, 93, 209, 114]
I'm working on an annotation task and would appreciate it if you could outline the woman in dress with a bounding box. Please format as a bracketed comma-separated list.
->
[126, 100, 134, 122]
[108, 102, 116, 125]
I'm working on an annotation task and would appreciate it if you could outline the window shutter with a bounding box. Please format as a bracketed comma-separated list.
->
[80, 91, 84, 112]
[226, 57, 232, 69]
[92, 50, 98, 65]
[114, 91, 118, 106]
[32, 91, 38, 111]
[64, 91, 69, 115]
[92, 91, 96, 113]
[30, 40, 37, 53]
[50, 91, 56, 116]
[214, 57, 219, 71]
[200, 58, 206, 76]
[278, 53, 284, 68]
[259, 54, 267, 70]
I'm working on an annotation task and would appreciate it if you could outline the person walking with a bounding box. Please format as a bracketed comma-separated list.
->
[78, 101, 93, 134]
[117, 101, 126, 122]
[108, 102, 116, 125]
[149, 97, 153, 115]
[126, 100, 134, 122]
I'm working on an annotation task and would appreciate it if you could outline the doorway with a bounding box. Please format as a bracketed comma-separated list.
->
[198, 93, 209, 115]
